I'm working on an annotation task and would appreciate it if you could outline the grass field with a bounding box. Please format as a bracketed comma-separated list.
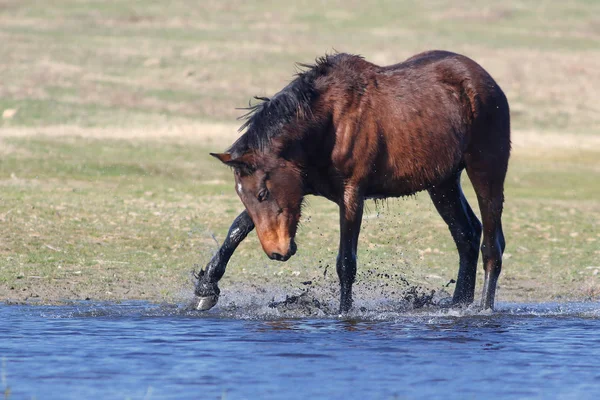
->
[1, 0, 599, 306]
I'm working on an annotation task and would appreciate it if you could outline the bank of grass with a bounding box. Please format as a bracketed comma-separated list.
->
[0, 134, 598, 304]
[0, 0, 599, 305]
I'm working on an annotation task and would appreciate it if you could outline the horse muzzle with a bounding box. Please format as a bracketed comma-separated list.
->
[268, 239, 297, 262]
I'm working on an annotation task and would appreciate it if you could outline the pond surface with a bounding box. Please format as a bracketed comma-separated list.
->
[1, 301, 600, 399]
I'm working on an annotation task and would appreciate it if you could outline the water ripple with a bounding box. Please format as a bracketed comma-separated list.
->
[2, 301, 600, 399]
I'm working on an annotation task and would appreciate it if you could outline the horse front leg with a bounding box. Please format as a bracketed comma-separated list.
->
[194, 210, 255, 310]
[337, 189, 364, 314]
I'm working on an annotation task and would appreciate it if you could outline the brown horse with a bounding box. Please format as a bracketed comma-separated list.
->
[195, 50, 510, 313]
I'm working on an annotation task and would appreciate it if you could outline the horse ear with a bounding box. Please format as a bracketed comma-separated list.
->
[210, 153, 233, 164]
[210, 152, 255, 174]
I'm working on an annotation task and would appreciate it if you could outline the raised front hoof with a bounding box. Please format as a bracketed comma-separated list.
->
[194, 274, 220, 311]
[193, 295, 219, 311]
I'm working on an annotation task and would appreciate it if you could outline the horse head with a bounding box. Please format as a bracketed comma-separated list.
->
[212, 150, 303, 261]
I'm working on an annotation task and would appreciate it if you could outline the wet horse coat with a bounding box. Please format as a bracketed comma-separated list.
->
[197, 50, 510, 313]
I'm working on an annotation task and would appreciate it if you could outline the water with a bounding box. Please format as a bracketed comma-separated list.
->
[2, 301, 600, 400]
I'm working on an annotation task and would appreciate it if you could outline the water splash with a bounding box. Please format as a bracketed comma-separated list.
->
[24, 277, 600, 322]
[31, 298, 600, 323]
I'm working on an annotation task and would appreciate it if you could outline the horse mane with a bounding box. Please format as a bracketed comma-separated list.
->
[228, 53, 360, 157]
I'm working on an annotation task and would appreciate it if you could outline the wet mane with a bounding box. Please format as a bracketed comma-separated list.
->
[228, 53, 358, 157]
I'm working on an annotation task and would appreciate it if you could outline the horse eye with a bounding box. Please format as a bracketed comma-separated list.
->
[257, 188, 269, 202]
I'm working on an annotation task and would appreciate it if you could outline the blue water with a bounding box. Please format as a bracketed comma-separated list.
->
[2, 302, 600, 399]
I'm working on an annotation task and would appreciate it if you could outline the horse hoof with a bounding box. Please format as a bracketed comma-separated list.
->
[437, 297, 455, 308]
[195, 295, 219, 311]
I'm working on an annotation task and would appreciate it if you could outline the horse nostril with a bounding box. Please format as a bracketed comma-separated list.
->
[290, 241, 297, 255]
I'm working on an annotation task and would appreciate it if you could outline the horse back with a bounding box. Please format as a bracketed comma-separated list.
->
[328, 51, 510, 198]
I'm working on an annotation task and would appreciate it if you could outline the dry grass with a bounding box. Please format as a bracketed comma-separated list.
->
[0, 0, 599, 132]
[0, 123, 240, 145]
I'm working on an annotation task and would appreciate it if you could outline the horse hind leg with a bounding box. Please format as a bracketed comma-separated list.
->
[428, 171, 482, 306]
[466, 157, 508, 310]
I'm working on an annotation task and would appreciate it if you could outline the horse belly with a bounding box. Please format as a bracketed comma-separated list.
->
[364, 172, 446, 199]
[365, 148, 463, 198]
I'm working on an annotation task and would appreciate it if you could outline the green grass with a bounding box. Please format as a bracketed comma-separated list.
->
[0, 0, 599, 304]
[1, 136, 598, 303]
